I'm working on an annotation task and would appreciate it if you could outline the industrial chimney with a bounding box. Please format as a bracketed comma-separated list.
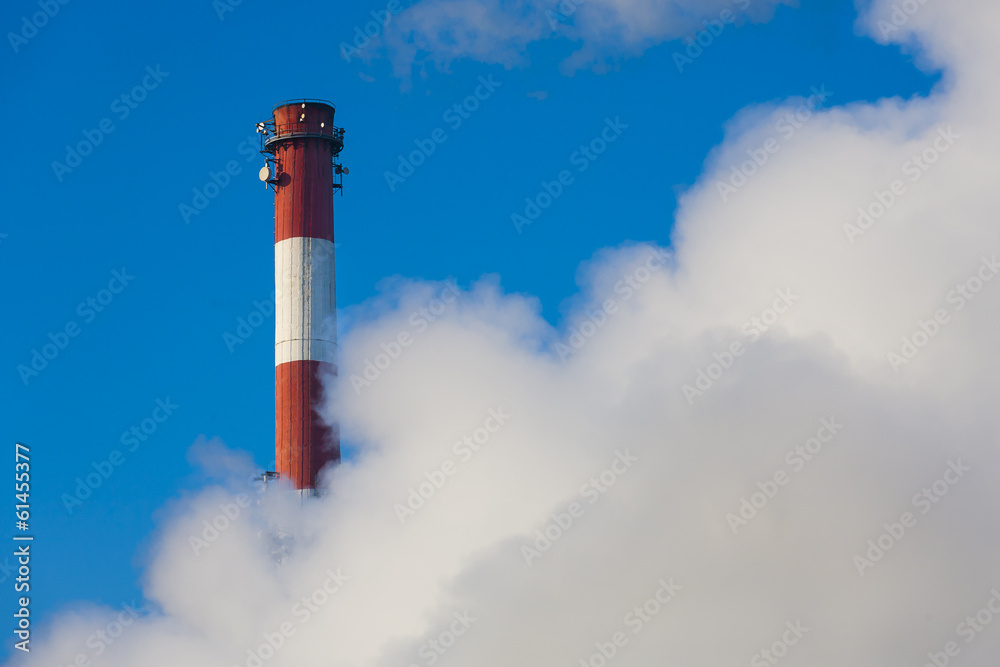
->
[257, 99, 346, 495]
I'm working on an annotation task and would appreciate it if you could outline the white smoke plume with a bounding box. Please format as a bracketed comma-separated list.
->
[17, 1, 1000, 666]
[376, 0, 793, 80]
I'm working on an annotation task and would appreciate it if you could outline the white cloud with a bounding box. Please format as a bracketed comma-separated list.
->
[378, 0, 792, 81]
[18, 1, 1000, 666]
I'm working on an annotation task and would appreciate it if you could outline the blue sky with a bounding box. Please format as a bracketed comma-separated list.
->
[1, 0, 939, 657]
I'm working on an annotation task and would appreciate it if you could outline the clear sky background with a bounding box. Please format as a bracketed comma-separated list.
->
[1, 0, 937, 657]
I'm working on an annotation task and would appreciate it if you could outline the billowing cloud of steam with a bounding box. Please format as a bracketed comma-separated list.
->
[16, 1, 1000, 666]
[376, 0, 792, 80]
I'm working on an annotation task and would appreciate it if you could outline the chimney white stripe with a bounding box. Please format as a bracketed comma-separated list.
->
[275, 236, 337, 366]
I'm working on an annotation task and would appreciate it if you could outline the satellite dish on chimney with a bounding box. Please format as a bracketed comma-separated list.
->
[259, 165, 271, 182]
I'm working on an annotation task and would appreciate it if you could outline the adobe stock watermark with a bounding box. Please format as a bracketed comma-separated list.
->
[180, 131, 268, 224]
[521, 450, 639, 566]
[189, 494, 253, 557]
[406, 611, 477, 667]
[340, 2, 402, 63]
[672, 0, 751, 73]
[921, 587, 1000, 667]
[853, 459, 970, 576]
[385, 76, 502, 192]
[875, 0, 934, 39]
[555, 248, 669, 361]
[349, 280, 459, 393]
[7, 0, 71, 54]
[17, 268, 135, 386]
[726, 417, 845, 535]
[224, 292, 276, 352]
[511, 117, 628, 233]
[682, 288, 799, 404]
[844, 126, 960, 244]
[51, 66, 170, 182]
[53, 600, 145, 667]
[234, 567, 350, 667]
[716, 85, 833, 202]
[750, 621, 810, 667]
[61, 397, 180, 514]
[225, 242, 340, 351]
[392, 405, 510, 524]
[578, 578, 682, 667]
[544, 0, 585, 29]
[213, 0, 244, 21]
[394, 407, 511, 524]
[886, 254, 998, 372]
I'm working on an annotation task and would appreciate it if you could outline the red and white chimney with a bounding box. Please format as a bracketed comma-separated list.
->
[259, 100, 345, 495]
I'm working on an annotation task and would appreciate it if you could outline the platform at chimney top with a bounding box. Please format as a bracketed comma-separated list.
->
[262, 99, 345, 154]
